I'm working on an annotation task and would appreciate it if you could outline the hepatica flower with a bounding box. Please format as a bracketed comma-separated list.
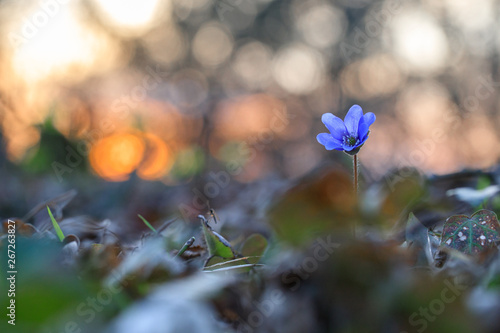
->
[316, 105, 375, 155]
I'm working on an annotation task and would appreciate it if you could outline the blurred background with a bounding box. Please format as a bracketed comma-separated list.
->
[1, 0, 499, 223]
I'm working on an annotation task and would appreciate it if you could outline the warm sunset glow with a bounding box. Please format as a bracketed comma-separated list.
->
[7, 3, 118, 84]
[464, 115, 500, 168]
[140, 101, 202, 142]
[397, 81, 452, 138]
[91, 0, 167, 36]
[137, 133, 173, 180]
[4, 123, 40, 162]
[0, 0, 497, 181]
[89, 133, 145, 181]
[89, 131, 175, 181]
[213, 94, 287, 141]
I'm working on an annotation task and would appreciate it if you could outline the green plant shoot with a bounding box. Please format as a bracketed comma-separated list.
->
[47, 205, 65, 242]
[138, 214, 157, 234]
[176, 237, 195, 258]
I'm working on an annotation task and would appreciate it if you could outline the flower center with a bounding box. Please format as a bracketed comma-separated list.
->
[343, 135, 358, 147]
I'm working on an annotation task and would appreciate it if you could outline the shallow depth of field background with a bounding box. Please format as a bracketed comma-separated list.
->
[1, 0, 499, 220]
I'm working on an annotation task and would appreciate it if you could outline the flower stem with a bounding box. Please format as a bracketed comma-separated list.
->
[352, 154, 358, 237]
[353, 154, 358, 197]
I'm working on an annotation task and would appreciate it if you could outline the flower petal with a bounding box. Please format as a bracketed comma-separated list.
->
[363, 112, 376, 127]
[321, 113, 347, 141]
[358, 120, 368, 142]
[316, 133, 343, 151]
[344, 105, 363, 137]
[358, 112, 376, 140]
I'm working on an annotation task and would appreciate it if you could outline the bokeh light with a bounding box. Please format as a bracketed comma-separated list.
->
[390, 6, 449, 75]
[272, 43, 325, 94]
[89, 132, 145, 182]
[232, 41, 273, 90]
[193, 22, 233, 67]
[142, 25, 187, 67]
[90, 0, 168, 36]
[213, 94, 287, 142]
[341, 54, 404, 99]
[137, 133, 173, 180]
[1, 0, 500, 183]
[294, 2, 346, 49]
[5, 2, 119, 84]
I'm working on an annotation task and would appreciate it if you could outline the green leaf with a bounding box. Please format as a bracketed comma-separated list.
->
[441, 209, 500, 256]
[47, 206, 65, 242]
[205, 256, 226, 267]
[138, 214, 157, 234]
[199, 215, 236, 259]
[241, 234, 268, 264]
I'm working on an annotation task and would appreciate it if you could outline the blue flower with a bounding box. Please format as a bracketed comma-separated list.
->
[316, 105, 375, 155]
